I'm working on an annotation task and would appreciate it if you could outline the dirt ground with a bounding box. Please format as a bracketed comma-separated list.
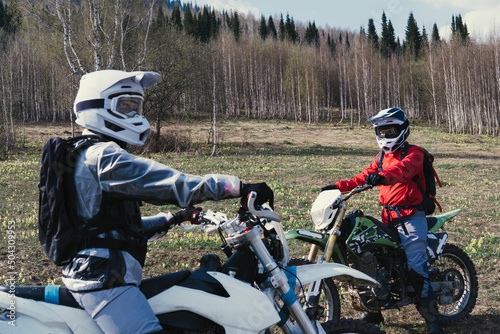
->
[6, 120, 500, 333]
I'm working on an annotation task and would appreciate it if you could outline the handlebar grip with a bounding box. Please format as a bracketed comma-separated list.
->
[190, 210, 202, 225]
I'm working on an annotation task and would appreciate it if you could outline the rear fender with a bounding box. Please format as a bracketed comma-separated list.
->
[428, 209, 462, 232]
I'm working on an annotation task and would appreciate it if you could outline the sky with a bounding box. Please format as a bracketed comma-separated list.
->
[192, 0, 500, 41]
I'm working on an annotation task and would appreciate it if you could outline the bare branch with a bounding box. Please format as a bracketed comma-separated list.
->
[55, 0, 82, 75]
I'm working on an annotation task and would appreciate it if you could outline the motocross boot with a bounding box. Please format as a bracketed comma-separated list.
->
[417, 297, 444, 334]
[357, 311, 384, 325]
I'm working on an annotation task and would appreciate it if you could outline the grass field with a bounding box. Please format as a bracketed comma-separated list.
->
[1, 119, 499, 333]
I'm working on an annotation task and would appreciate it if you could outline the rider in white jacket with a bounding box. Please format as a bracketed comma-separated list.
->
[62, 70, 274, 334]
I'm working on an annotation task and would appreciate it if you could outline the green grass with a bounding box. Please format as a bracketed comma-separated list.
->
[0, 119, 499, 333]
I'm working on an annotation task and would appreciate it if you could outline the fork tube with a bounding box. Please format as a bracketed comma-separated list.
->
[246, 227, 319, 334]
[322, 204, 347, 263]
[307, 244, 319, 262]
[305, 205, 349, 313]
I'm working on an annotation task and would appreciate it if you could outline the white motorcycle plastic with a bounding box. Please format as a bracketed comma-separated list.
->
[0, 192, 383, 333]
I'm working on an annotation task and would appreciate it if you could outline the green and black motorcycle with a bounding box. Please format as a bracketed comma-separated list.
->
[285, 184, 478, 327]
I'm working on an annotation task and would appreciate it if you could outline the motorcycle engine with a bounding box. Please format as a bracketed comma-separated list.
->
[354, 251, 378, 278]
[348, 250, 395, 310]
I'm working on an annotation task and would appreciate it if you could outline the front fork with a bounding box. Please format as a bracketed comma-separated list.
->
[305, 204, 348, 308]
[246, 225, 323, 334]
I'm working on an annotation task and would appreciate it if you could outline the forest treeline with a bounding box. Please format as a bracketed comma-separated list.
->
[0, 0, 499, 152]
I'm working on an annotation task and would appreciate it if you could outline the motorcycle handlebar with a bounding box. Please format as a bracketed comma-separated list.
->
[340, 183, 373, 202]
[182, 191, 281, 232]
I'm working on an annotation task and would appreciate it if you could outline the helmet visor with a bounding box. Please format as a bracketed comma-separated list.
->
[375, 125, 399, 138]
[110, 95, 144, 118]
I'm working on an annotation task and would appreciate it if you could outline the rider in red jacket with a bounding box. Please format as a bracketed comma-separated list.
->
[322, 108, 443, 334]
[335, 144, 426, 223]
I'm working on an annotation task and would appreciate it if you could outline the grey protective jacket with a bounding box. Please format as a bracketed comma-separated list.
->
[62, 140, 241, 291]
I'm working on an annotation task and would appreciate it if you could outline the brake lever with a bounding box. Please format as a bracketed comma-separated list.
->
[179, 210, 227, 233]
[247, 191, 282, 222]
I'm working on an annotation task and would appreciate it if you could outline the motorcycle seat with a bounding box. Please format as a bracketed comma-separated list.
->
[426, 217, 438, 230]
[366, 215, 439, 240]
[0, 284, 81, 308]
[0, 270, 191, 309]
[140, 270, 191, 299]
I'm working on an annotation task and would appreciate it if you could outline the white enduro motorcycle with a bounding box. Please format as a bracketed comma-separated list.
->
[0, 192, 384, 334]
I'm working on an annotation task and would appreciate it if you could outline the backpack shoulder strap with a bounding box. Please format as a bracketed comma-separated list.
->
[67, 135, 102, 151]
[400, 144, 413, 160]
[377, 150, 385, 171]
[378, 144, 414, 170]
[63, 135, 102, 173]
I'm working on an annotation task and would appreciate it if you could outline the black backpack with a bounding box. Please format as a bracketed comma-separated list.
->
[38, 135, 101, 266]
[378, 144, 442, 215]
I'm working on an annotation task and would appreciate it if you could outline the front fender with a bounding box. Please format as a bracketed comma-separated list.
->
[285, 229, 328, 250]
[285, 263, 380, 288]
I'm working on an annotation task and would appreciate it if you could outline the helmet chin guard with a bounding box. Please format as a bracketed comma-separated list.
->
[73, 70, 161, 146]
[369, 107, 410, 153]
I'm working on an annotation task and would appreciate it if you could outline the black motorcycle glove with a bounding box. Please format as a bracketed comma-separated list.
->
[321, 184, 337, 192]
[171, 206, 201, 226]
[365, 173, 386, 186]
[241, 182, 274, 209]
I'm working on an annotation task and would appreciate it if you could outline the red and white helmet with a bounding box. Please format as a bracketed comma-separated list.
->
[73, 70, 161, 146]
[369, 107, 410, 153]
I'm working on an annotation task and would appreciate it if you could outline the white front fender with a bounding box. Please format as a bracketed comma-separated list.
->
[286, 263, 380, 288]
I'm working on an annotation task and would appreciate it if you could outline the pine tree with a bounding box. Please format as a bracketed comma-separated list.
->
[422, 25, 429, 48]
[183, 4, 196, 36]
[327, 33, 336, 55]
[210, 10, 219, 39]
[431, 23, 440, 43]
[153, 3, 168, 32]
[198, 6, 211, 42]
[232, 11, 241, 42]
[0, 1, 5, 29]
[259, 15, 268, 40]
[388, 20, 397, 51]
[2, 1, 22, 34]
[267, 16, 277, 39]
[367, 18, 379, 49]
[404, 12, 422, 58]
[284, 14, 298, 42]
[452, 15, 469, 43]
[460, 21, 469, 43]
[305, 21, 319, 46]
[278, 14, 285, 41]
[380, 12, 396, 58]
[171, 3, 182, 30]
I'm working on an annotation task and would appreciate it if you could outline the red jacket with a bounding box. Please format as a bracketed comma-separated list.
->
[335, 143, 425, 223]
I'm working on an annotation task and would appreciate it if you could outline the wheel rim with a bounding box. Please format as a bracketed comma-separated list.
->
[430, 251, 472, 317]
[294, 278, 335, 321]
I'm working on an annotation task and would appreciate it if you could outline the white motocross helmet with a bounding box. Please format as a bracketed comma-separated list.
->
[369, 107, 410, 153]
[74, 70, 161, 146]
